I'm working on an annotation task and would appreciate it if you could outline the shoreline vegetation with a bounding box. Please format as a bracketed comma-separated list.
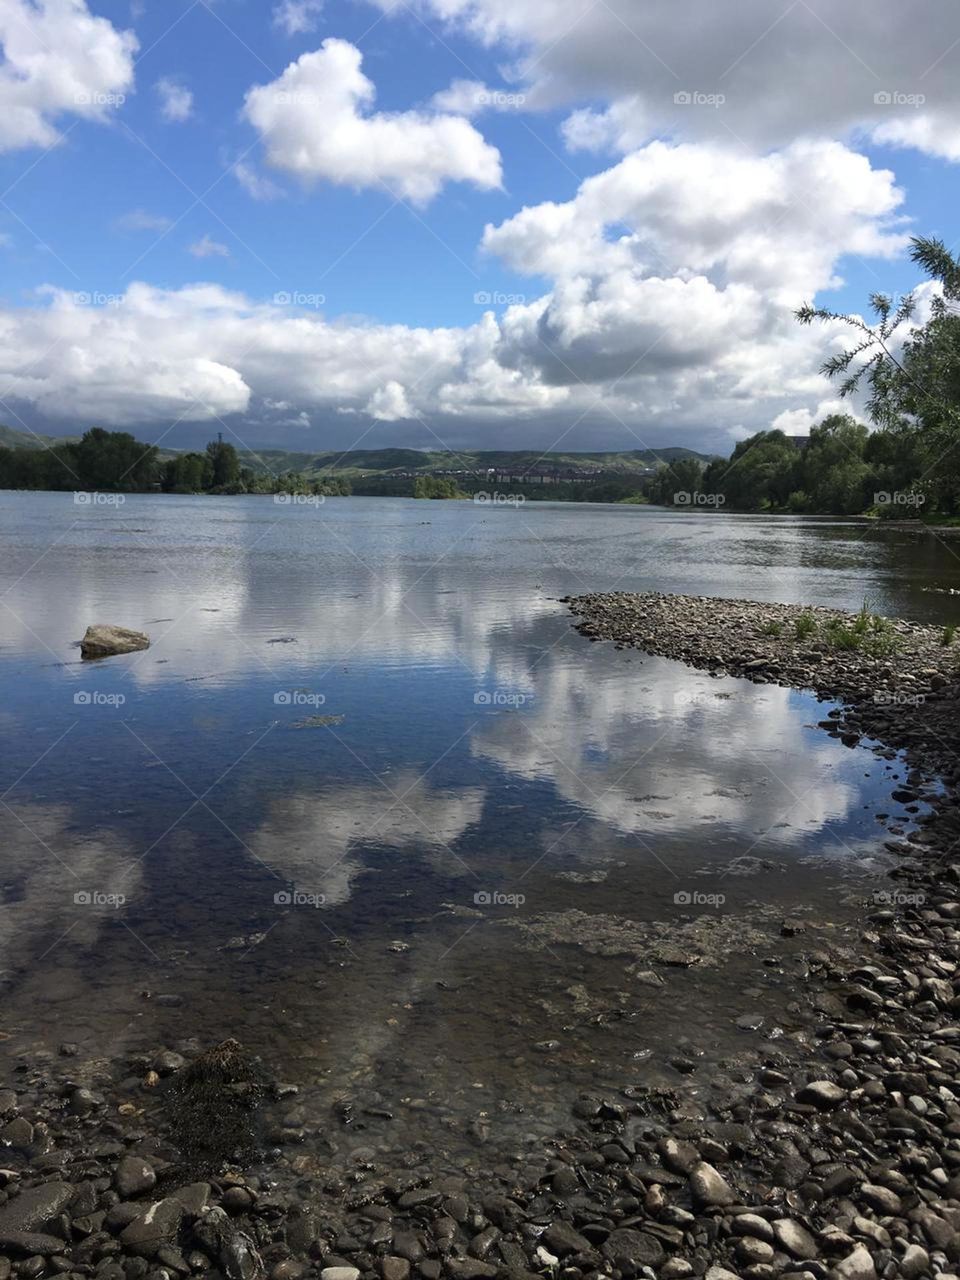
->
[0, 425, 957, 524]
[6, 591, 960, 1278]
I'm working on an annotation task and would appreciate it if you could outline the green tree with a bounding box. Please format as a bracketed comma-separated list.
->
[647, 457, 706, 506]
[702, 430, 798, 510]
[795, 415, 872, 514]
[413, 475, 465, 498]
[797, 235, 960, 511]
[73, 427, 158, 491]
[162, 451, 210, 492]
[206, 438, 241, 489]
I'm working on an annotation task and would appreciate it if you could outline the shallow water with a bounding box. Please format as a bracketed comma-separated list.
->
[0, 494, 957, 1168]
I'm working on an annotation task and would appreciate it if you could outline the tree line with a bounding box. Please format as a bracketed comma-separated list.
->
[647, 235, 960, 517]
[0, 430, 351, 497]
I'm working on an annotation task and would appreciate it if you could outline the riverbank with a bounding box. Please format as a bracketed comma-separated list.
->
[3, 590, 960, 1280]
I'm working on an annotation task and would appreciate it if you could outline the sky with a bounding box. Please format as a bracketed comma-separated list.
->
[0, 0, 959, 458]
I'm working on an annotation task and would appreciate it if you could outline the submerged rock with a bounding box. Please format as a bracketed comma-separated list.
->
[80, 623, 150, 659]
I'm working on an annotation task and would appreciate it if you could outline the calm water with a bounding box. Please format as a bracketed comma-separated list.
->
[1, 493, 957, 1169]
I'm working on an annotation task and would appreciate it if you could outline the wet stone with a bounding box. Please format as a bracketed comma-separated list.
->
[601, 1228, 664, 1266]
[114, 1156, 156, 1198]
[689, 1162, 737, 1208]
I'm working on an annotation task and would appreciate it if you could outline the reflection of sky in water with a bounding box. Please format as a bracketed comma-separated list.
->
[0, 493, 942, 1137]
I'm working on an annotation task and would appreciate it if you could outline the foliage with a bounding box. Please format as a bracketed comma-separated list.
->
[794, 613, 817, 639]
[796, 235, 960, 513]
[0, 428, 353, 498]
[412, 475, 466, 499]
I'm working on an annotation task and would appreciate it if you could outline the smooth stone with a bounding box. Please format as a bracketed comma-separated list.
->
[0, 1230, 66, 1255]
[115, 1156, 156, 1198]
[831, 1246, 877, 1280]
[601, 1228, 664, 1265]
[797, 1081, 846, 1109]
[0, 1182, 74, 1233]
[731, 1216, 774, 1243]
[80, 623, 150, 659]
[859, 1184, 901, 1215]
[120, 1199, 185, 1257]
[900, 1245, 930, 1279]
[382, 1260, 411, 1280]
[690, 1162, 737, 1208]
[543, 1222, 594, 1255]
[773, 1219, 818, 1260]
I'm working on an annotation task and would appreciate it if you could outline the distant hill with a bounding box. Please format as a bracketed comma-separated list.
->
[234, 446, 714, 477]
[0, 424, 68, 450]
[0, 427, 714, 475]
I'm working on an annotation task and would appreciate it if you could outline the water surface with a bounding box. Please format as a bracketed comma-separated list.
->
[1, 494, 956, 1168]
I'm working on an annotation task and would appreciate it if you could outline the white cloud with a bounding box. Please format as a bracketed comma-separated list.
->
[188, 234, 230, 259]
[0, 139, 915, 447]
[233, 160, 283, 201]
[430, 77, 527, 116]
[155, 75, 193, 123]
[0, 0, 136, 151]
[366, 380, 414, 421]
[770, 401, 850, 437]
[371, 0, 960, 163]
[114, 209, 173, 233]
[242, 38, 503, 203]
[272, 0, 323, 35]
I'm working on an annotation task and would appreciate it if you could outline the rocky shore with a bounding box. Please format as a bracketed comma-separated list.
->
[4, 593, 960, 1280]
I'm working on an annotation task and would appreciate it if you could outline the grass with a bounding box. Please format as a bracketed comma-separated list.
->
[794, 612, 817, 640]
[760, 620, 784, 637]
[823, 608, 899, 656]
[942, 625, 956, 646]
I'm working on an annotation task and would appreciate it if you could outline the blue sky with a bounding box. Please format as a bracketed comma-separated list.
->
[0, 0, 958, 455]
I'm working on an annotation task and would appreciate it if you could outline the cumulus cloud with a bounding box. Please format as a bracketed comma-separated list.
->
[155, 75, 193, 123]
[371, 0, 960, 163]
[272, 0, 323, 35]
[0, 0, 136, 150]
[430, 77, 527, 116]
[366, 381, 414, 421]
[113, 209, 173, 233]
[0, 138, 917, 448]
[188, 234, 230, 259]
[233, 160, 282, 200]
[242, 38, 503, 203]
